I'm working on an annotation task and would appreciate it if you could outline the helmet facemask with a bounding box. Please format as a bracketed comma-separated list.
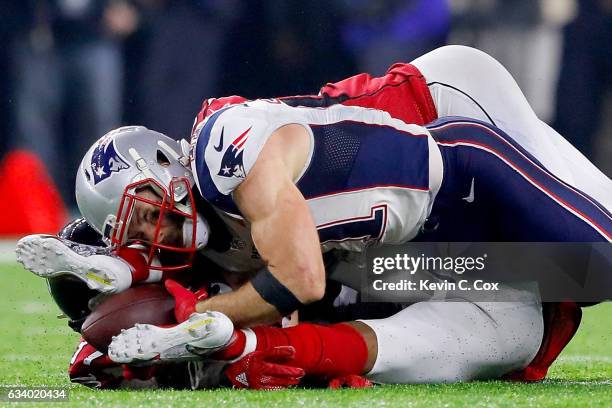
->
[106, 177, 199, 271]
[76, 126, 211, 270]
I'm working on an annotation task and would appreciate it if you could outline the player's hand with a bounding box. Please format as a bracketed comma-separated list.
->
[164, 279, 208, 322]
[224, 346, 305, 390]
[328, 374, 373, 389]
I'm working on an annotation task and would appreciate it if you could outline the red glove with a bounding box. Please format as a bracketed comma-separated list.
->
[225, 346, 305, 390]
[164, 279, 208, 322]
[328, 374, 373, 389]
[69, 339, 123, 389]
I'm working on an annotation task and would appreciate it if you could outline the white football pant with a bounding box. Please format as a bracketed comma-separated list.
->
[411, 45, 612, 211]
[360, 294, 543, 383]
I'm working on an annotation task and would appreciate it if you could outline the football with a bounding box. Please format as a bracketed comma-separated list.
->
[81, 284, 176, 352]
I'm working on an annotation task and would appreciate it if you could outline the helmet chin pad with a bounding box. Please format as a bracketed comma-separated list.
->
[109, 177, 199, 271]
[183, 214, 210, 251]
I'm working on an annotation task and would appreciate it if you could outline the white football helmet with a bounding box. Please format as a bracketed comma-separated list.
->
[75, 126, 209, 270]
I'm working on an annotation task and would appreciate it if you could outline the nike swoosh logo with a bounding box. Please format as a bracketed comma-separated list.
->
[463, 178, 475, 203]
[213, 127, 224, 152]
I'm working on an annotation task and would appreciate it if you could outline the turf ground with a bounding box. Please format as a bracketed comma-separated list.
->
[0, 254, 610, 407]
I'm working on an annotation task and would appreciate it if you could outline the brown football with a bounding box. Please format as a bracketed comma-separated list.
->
[81, 284, 176, 352]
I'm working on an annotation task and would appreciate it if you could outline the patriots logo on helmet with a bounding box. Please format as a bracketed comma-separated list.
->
[217, 126, 252, 179]
[90, 136, 130, 185]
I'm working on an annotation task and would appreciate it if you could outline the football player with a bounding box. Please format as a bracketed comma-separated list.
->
[41, 217, 384, 390]
[17, 45, 611, 384]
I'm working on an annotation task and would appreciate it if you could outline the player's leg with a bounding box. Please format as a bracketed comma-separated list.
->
[16, 234, 133, 293]
[360, 299, 543, 383]
[411, 45, 611, 211]
[16, 218, 165, 294]
[412, 45, 540, 130]
[108, 311, 235, 363]
[427, 117, 611, 242]
[108, 295, 542, 385]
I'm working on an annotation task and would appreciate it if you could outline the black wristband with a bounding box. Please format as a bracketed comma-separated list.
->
[251, 267, 304, 315]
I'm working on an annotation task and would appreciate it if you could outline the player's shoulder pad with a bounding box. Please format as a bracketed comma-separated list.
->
[191, 102, 281, 201]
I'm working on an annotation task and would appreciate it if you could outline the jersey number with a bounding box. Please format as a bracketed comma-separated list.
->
[317, 205, 387, 245]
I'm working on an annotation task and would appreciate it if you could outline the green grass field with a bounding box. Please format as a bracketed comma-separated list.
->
[0, 259, 610, 407]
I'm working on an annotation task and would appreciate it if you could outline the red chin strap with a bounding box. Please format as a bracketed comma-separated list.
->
[111, 177, 198, 271]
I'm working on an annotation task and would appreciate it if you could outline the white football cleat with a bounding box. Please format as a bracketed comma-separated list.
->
[15, 234, 132, 294]
[108, 311, 234, 363]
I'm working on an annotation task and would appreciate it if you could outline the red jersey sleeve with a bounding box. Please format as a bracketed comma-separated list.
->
[319, 63, 437, 126]
[192, 63, 436, 142]
[191, 95, 249, 138]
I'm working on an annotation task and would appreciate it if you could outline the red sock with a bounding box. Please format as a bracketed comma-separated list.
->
[115, 246, 149, 282]
[212, 324, 369, 379]
[211, 330, 248, 360]
[251, 323, 368, 378]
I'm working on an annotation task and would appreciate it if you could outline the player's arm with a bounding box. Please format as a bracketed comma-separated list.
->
[195, 124, 326, 327]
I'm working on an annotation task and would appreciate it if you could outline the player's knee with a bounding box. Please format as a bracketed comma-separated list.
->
[442, 45, 500, 68]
